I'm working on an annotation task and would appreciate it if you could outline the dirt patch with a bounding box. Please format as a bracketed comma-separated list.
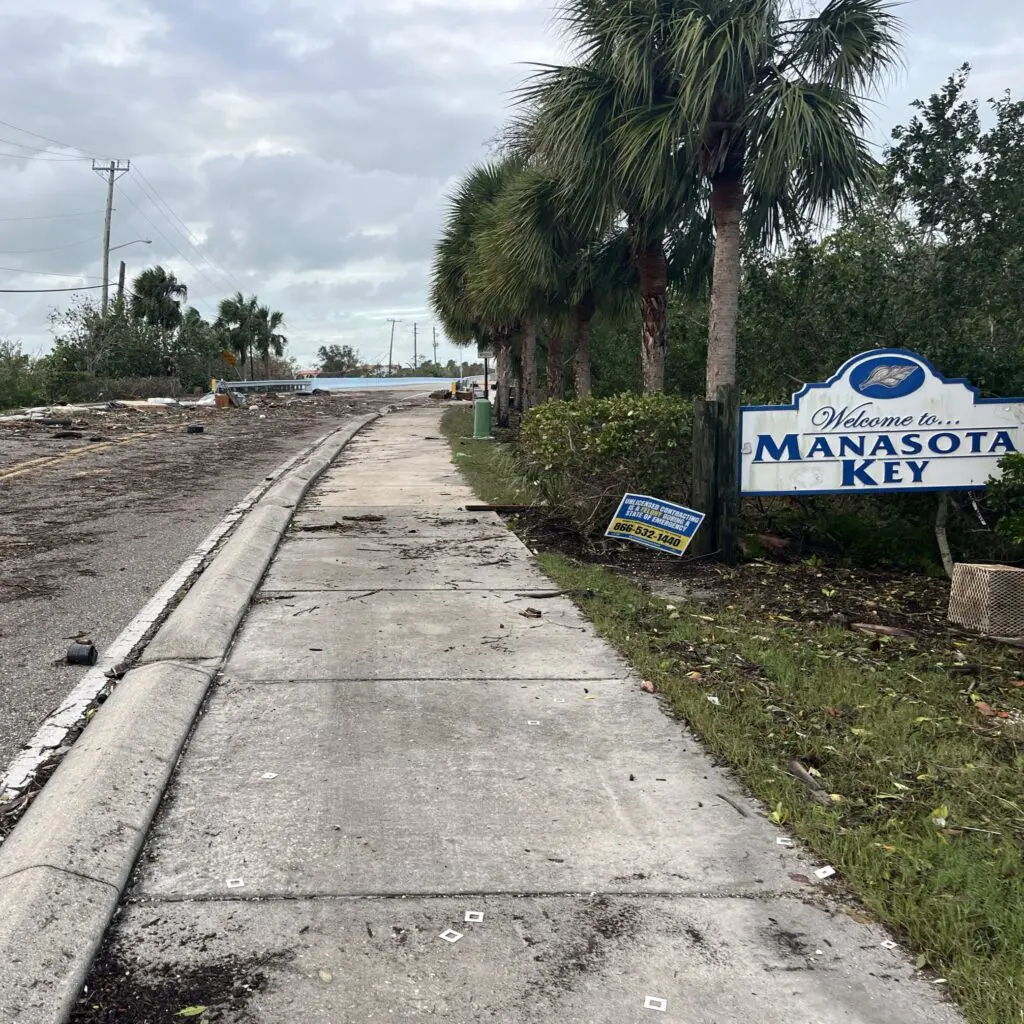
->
[0, 393, 389, 607]
[504, 509, 962, 640]
[531, 896, 643, 997]
[70, 943, 294, 1023]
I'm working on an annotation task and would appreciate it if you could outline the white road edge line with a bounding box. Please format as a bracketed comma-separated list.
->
[0, 424, 350, 802]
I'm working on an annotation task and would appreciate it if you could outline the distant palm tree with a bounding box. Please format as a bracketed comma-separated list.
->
[490, 164, 637, 398]
[130, 266, 188, 333]
[255, 306, 287, 379]
[431, 158, 526, 426]
[215, 292, 260, 380]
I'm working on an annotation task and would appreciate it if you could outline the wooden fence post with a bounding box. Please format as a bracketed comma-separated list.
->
[691, 397, 719, 557]
[714, 384, 740, 565]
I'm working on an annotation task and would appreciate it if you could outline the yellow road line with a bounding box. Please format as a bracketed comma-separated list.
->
[0, 432, 154, 482]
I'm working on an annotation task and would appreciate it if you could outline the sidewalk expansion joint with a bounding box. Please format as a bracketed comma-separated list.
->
[125, 888, 797, 905]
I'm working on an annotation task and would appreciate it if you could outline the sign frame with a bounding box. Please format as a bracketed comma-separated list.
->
[740, 348, 1024, 497]
[605, 493, 706, 557]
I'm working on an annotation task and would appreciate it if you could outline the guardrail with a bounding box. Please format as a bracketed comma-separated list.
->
[215, 379, 314, 394]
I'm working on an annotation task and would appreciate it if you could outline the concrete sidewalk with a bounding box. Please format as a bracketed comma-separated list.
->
[81, 407, 960, 1022]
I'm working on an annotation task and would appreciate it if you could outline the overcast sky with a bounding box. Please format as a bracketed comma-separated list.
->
[1, 0, 1022, 369]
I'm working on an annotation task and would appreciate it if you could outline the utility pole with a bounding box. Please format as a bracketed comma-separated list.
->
[432, 325, 438, 366]
[386, 318, 402, 377]
[92, 159, 130, 314]
[413, 322, 418, 370]
[116, 260, 126, 307]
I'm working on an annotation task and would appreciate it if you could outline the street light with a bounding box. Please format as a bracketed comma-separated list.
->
[104, 239, 152, 312]
[109, 238, 152, 253]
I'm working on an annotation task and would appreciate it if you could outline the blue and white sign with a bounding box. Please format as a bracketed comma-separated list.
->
[741, 349, 1024, 495]
[605, 493, 705, 556]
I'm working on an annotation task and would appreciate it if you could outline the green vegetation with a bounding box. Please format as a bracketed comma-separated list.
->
[430, 0, 902, 412]
[988, 454, 1024, 546]
[541, 557, 1023, 1024]
[576, 66, 1024, 409]
[517, 392, 692, 533]
[0, 339, 45, 411]
[1, 265, 292, 409]
[440, 406, 533, 507]
[444, 417, 1024, 1024]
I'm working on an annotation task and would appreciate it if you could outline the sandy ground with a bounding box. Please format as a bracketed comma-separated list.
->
[0, 390, 427, 774]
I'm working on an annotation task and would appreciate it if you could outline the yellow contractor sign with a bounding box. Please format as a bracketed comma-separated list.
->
[605, 493, 706, 557]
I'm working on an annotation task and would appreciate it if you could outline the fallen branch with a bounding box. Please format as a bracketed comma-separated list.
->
[852, 623, 913, 637]
[464, 504, 538, 513]
[715, 793, 750, 818]
[788, 759, 835, 808]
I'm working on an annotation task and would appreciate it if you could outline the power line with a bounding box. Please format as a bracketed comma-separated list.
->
[0, 149, 90, 162]
[0, 210, 104, 223]
[0, 265, 101, 279]
[113, 183, 227, 309]
[0, 135, 85, 156]
[0, 284, 106, 293]
[131, 165, 245, 294]
[0, 119, 110, 160]
[0, 236, 102, 255]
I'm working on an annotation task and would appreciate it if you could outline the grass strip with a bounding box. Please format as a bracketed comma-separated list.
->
[443, 403, 1024, 1024]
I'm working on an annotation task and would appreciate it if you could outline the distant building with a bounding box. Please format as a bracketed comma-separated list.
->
[296, 369, 321, 378]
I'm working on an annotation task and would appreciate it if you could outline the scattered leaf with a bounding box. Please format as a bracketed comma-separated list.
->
[318, 969, 333, 984]
[686, 670, 703, 681]
[852, 623, 912, 637]
[177, 1009, 207, 1019]
[519, 607, 542, 619]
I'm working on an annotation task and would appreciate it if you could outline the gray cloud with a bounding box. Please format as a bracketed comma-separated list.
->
[1, 0, 1022, 367]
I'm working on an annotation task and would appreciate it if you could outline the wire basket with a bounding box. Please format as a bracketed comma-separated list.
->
[948, 563, 1024, 638]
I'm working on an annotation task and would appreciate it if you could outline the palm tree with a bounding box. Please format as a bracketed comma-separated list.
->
[255, 306, 288, 379]
[515, 34, 702, 393]
[492, 164, 637, 398]
[605, 0, 901, 397]
[130, 266, 188, 333]
[215, 292, 260, 380]
[431, 158, 526, 427]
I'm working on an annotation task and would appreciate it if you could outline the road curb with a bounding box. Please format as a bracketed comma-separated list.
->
[0, 412, 378, 1024]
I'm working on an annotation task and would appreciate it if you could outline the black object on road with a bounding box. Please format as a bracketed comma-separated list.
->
[66, 642, 98, 666]
[185, 425, 205, 434]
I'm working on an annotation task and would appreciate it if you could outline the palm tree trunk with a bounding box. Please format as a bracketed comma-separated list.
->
[521, 317, 538, 411]
[571, 297, 594, 397]
[636, 236, 668, 393]
[706, 175, 744, 397]
[546, 326, 565, 400]
[494, 334, 511, 428]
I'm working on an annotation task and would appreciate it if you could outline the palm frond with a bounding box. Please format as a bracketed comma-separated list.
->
[783, 0, 902, 91]
[744, 76, 878, 229]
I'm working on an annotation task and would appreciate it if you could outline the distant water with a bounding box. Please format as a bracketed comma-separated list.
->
[304, 377, 460, 390]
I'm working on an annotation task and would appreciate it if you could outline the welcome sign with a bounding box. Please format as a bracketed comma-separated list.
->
[741, 349, 1024, 495]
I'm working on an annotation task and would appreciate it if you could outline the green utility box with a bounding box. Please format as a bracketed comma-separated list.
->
[473, 398, 493, 439]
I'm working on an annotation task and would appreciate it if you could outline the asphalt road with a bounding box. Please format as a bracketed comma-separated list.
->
[0, 390, 423, 775]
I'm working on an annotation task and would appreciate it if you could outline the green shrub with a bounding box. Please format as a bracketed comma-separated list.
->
[987, 454, 1024, 545]
[517, 393, 692, 534]
[0, 339, 45, 411]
